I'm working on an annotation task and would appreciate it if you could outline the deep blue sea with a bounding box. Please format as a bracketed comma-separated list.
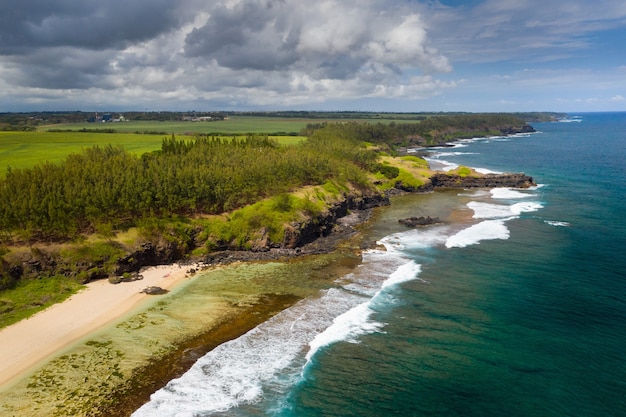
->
[134, 112, 626, 417]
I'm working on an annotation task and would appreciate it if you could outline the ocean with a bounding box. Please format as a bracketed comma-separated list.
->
[133, 112, 626, 417]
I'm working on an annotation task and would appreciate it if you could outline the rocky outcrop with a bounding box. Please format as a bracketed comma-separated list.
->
[428, 173, 536, 189]
[499, 125, 536, 135]
[0, 171, 535, 287]
[114, 240, 187, 276]
[282, 192, 389, 249]
[141, 286, 168, 295]
[399, 216, 441, 227]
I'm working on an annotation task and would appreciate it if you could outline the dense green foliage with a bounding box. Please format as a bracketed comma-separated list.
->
[0, 113, 539, 331]
[0, 131, 303, 174]
[302, 113, 532, 146]
[0, 131, 375, 241]
[196, 193, 326, 250]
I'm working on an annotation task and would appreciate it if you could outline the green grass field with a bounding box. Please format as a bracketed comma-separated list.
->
[0, 130, 304, 174]
[2, 115, 417, 174]
[40, 115, 418, 135]
[0, 131, 166, 172]
[41, 116, 314, 135]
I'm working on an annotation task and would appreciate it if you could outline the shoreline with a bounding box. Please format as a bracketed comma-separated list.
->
[0, 263, 192, 389]
[0, 169, 535, 416]
[0, 232, 367, 416]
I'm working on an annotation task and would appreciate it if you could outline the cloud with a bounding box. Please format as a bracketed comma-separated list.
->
[0, 0, 190, 54]
[0, 0, 455, 110]
[1, 0, 624, 111]
[184, 1, 450, 77]
[424, 0, 626, 63]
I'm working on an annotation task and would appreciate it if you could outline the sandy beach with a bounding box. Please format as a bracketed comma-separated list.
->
[0, 263, 192, 389]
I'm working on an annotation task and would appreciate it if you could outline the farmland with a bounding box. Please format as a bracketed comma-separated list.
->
[41, 116, 315, 135]
[1, 114, 423, 174]
[0, 117, 316, 173]
[0, 131, 165, 172]
[39, 115, 420, 135]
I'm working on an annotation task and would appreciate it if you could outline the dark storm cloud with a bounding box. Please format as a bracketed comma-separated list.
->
[184, 1, 450, 78]
[0, 0, 455, 109]
[184, 1, 301, 71]
[0, 0, 188, 54]
[6, 48, 117, 89]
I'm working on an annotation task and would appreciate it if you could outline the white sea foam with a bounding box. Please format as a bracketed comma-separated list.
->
[306, 261, 421, 363]
[134, 180, 546, 415]
[490, 188, 533, 199]
[510, 201, 543, 215]
[468, 201, 543, 219]
[381, 261, 422, 289]
[459, 189, 491, 198]
[432, 151, 478, 158]
[445, 219, 510, 248]
[545, 220, 570, 227]
[305, 302, 380, 362]
[424, 157, 458, 171]
[379, 226, 451, 252]
[134, 236, 426, 416]
[133, 287, 367, 417]
[445, 194, 543, 248]
[474, 167, 503, 174]
[468, 201, 517, 219]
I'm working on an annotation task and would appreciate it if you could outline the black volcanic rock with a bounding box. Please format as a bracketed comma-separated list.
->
[429, 173, 536, 189]
[141, 286, 168, 295]
[399, 216, 441, 227]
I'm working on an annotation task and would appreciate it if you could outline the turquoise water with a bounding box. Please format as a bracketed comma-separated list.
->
[134, 113, 626, 417]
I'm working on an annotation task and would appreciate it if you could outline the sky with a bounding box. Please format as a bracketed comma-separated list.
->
[1, 0, 625, 113]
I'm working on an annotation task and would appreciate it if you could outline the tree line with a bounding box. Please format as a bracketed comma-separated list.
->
[0, 130, 376, 242]
[301, 113, 533, 146]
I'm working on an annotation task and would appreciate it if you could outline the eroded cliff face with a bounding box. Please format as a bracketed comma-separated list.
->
[281, 192, 389, 249]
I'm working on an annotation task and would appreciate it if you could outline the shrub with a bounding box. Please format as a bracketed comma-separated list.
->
[395, 169, 425, 189]
[377, 164, 400, 179]
[400, 155, 429, 168]
[456, 166, 473, 177]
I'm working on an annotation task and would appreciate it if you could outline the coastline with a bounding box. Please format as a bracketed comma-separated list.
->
[0, 169, 536, 416]
[0, 263, 192, 389]
[0, 240, 366, 416]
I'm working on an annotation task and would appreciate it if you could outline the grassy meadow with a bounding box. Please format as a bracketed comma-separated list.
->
[40, 115, 417, 135]
[1, 114, 419, 174]
[41, 116, 308, 135]
[0, 131, 165, 172]
[0, 116, 313, 174]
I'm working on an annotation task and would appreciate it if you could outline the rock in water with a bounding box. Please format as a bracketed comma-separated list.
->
[398, 216, 441, 227]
